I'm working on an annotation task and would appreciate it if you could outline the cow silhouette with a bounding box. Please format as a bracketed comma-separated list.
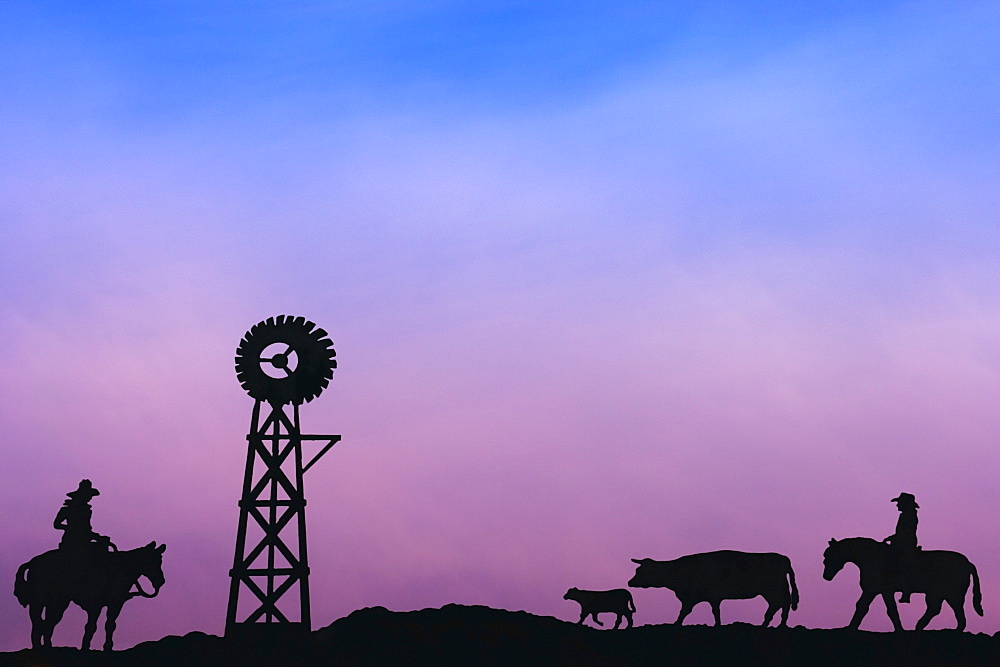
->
[629, 551, 798, 627]
[563, 588, 635, 629]
[823, 537, 982, 631]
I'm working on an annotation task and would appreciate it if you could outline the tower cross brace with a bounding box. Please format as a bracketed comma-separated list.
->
[226, 400, 339, 635]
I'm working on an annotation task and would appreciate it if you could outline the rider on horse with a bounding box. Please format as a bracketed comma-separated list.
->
[883, 492, 920, 603]
[54, 480, 113, 557]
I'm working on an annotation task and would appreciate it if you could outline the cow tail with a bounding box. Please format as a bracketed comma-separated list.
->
[628, 591, 636, 613]
[787, 559, 799, 611]
[13, 561, 31, 608]
[970, 561, 983, 616]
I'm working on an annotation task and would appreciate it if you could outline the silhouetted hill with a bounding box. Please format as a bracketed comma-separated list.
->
[2, 605, 998, 666]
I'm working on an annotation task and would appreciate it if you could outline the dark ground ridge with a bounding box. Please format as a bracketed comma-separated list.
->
[2, 604, 998, 666]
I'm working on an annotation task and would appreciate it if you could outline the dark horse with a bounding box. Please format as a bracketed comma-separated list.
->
[823, 537, 982, 631]
[14, 542, 166, 650]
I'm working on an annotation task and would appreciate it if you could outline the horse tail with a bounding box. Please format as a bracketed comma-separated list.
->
[970, 561, 983, 616]
[13, 561, 31, 607]
[786, 558, 799, 611]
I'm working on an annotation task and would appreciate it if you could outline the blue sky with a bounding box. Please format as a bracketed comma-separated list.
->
[1, 1, 998, 648]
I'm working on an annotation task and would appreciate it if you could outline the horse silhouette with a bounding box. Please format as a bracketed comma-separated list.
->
[14, 541, 166, 650]
[823, 537, 982, 631]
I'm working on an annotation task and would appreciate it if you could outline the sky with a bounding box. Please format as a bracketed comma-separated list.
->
[1, 0, 998, 650]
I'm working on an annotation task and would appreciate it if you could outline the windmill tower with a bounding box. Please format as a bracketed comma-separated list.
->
[226, 315, 340, 637]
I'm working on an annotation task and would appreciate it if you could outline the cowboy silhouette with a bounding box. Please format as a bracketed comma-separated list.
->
[883, 492, 920, 603]
[54, 480, 113, 555]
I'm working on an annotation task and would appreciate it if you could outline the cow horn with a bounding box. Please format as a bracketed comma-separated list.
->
[828, 538, 837, 545]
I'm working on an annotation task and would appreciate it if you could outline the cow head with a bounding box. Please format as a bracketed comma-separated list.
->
[563, 587, 580, 601]
[628, 558, 656, 588]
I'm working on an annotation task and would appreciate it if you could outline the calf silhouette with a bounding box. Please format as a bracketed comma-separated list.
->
[629, 551, 798, 627]
[564, 588, 635, 629]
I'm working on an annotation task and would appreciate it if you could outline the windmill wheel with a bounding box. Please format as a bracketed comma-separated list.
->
[235, 315, 336, 405]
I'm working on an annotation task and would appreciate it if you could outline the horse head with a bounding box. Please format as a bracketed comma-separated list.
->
[130, 541, 166, 599]
[822, 538, 846, 581]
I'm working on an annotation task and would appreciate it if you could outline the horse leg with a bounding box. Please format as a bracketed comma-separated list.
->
[915, 595, 943, 631]
[104, 602, 124, 651]
[881, 592, 903, 632]
[945, 596, 966, 632]
[29, 603, 44, 649]
[848, 591, 876, 629]
[42, 599, 71, 647]
[81, 607, 100, 651]
[710, 600, 722, 627]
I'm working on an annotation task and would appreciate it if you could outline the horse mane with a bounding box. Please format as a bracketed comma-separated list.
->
[837, 536, 881, 546]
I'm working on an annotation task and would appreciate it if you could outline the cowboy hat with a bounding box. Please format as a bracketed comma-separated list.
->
[66, 479, 100, 499]
[891, 492, 918, 508]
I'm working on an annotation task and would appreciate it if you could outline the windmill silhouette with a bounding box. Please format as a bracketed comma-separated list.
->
[226, 316, 341, 637]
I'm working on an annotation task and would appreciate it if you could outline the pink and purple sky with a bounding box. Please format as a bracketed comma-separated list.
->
[1, 1, 998, 649]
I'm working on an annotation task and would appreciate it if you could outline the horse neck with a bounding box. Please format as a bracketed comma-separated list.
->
[112, 548, 148, 577]
[840, 537, 883, 562]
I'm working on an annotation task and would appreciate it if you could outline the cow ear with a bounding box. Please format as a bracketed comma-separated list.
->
[145, 541, 156, 549]
[828, 538, 837, 545]
[631, 558, 643, 564]
[156, 543, 167, 554]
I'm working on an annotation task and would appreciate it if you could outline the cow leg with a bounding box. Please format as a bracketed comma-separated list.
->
[104, 602, 124, 651]
[848, 591, 876, 629]
[591, 612, 604, 627]
[613, 613, 622, 630]
[946, 596, 966, 632]
[881, 592, 903, 632]
[577, 610, 586, 624]
[675, 599, 696, 625]
[761, 599, 780, 628]
[915, 595, 943, 631]
[624, 612, 633, 629]
[779, 600, 790, 627]
[710, 601, 722, 627]
[82, 607, 100, 651]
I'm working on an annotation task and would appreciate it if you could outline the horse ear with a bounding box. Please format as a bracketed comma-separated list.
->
[156, 543, 166, 554]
